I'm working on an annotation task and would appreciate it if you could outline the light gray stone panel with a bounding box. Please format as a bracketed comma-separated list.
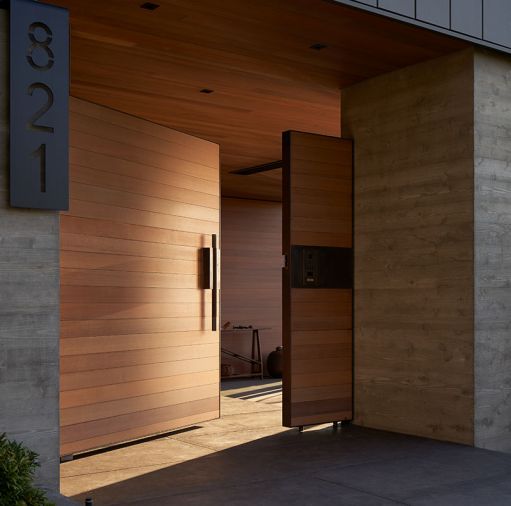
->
[483, 0, 511, 47]
[378, 0, 415, 17]
[333, 0, 509, 53]
[451, 0, 482, 38]
[416, 0, 449, 28]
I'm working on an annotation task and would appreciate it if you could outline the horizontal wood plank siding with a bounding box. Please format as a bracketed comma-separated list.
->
[220, 198, 282, 375]
[45, 0, 466, 200]
[60, 98, 220, 456]
[283, 132, 353, 427]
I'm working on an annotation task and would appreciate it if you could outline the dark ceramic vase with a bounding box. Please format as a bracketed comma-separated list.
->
[267, 346, 283, 378]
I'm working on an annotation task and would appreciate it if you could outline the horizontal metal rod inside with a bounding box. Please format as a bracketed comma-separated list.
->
[230, 160, 282, 175]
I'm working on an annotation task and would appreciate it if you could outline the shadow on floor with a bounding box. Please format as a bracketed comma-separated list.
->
[68, 424, 511, 506]
[225, 386, 282, 401]
[221, 378, 283, 405]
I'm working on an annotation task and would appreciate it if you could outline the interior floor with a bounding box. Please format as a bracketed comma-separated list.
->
[221, 379, 283, 408]
[61, 380, 511, 505]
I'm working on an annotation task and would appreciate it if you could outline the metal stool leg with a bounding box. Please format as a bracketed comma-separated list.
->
[255, 329, 263, 379]
[251, 330, 256, 375]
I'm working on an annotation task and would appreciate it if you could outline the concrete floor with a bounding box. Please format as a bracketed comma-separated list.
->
[61, 380, 511, 505]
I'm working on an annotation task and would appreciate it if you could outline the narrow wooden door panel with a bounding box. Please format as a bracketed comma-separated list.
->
[283, 131, 353, 428]
[60, 98, 220, 456]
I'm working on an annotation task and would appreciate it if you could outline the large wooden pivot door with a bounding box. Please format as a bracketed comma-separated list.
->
[60, 99, 220, 456]
[282, 131, 353, 428]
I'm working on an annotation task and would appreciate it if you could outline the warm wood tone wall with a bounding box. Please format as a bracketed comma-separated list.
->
[60, 98, 220, 456]
[220, 198, 282, 375]
[45, 0, 466, 201]
[342, 50, 475, 444]
[283, 132, 353, 427]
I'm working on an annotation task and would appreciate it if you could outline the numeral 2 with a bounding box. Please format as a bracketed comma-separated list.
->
[27, 82, 54, 133]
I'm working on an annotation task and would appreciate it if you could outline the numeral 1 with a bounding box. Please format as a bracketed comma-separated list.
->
[32, 144, 47, 193]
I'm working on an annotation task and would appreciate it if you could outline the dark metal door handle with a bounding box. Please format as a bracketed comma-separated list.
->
[201, 235, 218, 331]
[212, 234, 218, 331]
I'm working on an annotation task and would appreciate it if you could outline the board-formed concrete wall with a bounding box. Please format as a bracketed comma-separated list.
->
[0, 8, 60, 488]
[474, 49, 511, 452]
[343, 47, 511, 451]
[342, 49, 476, 445]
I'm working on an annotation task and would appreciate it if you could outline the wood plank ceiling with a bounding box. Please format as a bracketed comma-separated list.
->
[45, 0, 468, 201]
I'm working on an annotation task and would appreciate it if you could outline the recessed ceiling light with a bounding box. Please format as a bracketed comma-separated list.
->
[140, 2, 160, 10]
[200, 89, 214, 94]
[310, 43, 328, 50]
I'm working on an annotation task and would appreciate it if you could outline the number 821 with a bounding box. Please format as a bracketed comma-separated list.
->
[26, 21, 55, 193]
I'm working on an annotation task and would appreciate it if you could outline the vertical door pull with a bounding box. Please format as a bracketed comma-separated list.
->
[212, 234, 218, 331]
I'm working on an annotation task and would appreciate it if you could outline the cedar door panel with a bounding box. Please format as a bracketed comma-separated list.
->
[60, 98, 220, 456]
[282, 131, 353, 428]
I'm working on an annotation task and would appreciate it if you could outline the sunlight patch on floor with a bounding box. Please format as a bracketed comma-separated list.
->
[61, 380, 284, 498]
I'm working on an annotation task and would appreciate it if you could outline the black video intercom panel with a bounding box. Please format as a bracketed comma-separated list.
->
[291, 245, 353, 289]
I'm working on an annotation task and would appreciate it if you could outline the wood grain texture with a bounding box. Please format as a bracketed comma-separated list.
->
[474, 49, 511, 452]
[220, 198, 282, 376]
[60, 98, 220, 456]
[342, 49, 475, 445]
[283, 132, 353, 427]
[43, 0, 467, 200]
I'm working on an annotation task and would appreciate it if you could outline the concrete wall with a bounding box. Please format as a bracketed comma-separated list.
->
[474, 49, 511, 452]
[0, 9, 60, 488]
[342, 50, 476, 445]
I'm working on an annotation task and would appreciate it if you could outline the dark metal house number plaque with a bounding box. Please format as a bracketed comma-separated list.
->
[10, 0, 69, 210]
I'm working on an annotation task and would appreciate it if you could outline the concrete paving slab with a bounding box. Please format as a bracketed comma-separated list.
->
[171, 425, 288, 451]
[61, 438, 213, 477]
[317, 454, 511, 503]
[406, 472, 511, 505]
[60, 379, 511, 506]
[125, 476, 403, 506]
[44, 490, 79, 505]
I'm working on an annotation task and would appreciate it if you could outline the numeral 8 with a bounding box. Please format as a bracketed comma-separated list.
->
[26, 22, 54, 71]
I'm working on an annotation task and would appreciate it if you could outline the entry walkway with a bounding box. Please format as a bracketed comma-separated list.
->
[62, 380, 511, 505]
